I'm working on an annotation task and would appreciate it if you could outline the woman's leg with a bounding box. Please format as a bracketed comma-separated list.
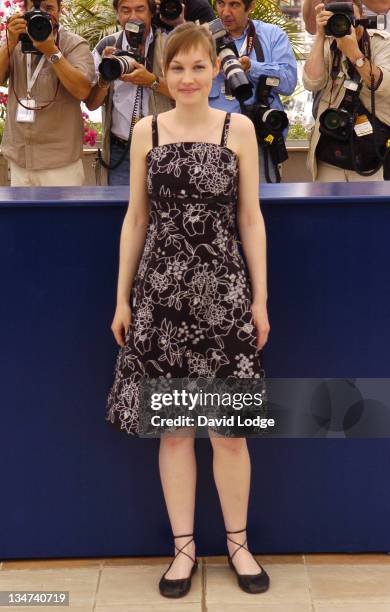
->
[159, 428, 197, 579]
[209, 431, 261, 574]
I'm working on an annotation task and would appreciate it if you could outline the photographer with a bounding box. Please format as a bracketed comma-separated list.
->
[85, 0, 175, 186]
[207, 0, 297, 184]
[303, 0, 390, 181]
[303, 0, 390, 35]
[0, 0, 95, 187]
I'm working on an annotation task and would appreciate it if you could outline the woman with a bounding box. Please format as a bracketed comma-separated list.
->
[106, 22, 271, 598]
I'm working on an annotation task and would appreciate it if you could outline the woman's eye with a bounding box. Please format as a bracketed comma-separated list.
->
[195, 66, 205, 70]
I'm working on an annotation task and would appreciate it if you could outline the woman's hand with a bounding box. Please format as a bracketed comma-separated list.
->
[251, 301, 270, 351]
[315, 3, 333, 36]
[111, 302, 132, 347]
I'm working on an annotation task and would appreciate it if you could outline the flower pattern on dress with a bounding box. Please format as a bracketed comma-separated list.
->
[106, 115, 265, 437]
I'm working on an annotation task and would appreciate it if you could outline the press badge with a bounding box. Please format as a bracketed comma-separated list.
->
[16, 98, 36, 123]
[354, 114, 373, 137]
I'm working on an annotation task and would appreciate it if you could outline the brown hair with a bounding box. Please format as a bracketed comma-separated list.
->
[163, 22, 217, 75]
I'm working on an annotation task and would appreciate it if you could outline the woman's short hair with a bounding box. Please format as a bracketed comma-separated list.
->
[163, 22, 217, 75]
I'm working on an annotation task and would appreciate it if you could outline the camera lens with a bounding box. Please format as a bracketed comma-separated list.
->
[327, 13, 351, 37]
[262, 109, 289, 132]
[99, 55, 135, 81]
[27, 14, 52, 41]
[219, 48, 252, 102]
[159, 0, 182, 20]
[323, 109, 348, 131]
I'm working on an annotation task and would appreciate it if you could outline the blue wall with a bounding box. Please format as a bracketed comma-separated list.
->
[1, 184, 390, 559]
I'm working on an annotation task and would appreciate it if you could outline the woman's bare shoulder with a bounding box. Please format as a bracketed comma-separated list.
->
[228, 112, 256, 155]
[230, 111, 255, 134]
[131, 115, 154, 156]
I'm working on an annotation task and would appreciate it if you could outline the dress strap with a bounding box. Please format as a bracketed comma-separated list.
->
[151, 114, 159, 148]
[220, 112, 231, 147]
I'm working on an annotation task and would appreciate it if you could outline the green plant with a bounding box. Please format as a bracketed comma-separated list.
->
[287, 121, 310, 140]
[62, 0, 117, 50]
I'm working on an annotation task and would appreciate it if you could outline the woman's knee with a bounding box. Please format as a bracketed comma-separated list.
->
[160, 428, 195, 450]
[209, 434, 247, 454]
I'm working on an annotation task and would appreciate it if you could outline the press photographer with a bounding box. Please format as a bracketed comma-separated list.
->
[0, 0, 95, 187]
[85, 0, 174, 186]
[207, 0, 297, 184]
[303, 0, 390, 181]
[303, 0, 390, 35]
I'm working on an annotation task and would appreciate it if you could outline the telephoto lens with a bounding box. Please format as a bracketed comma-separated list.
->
[324, 2, 354, 37]
[219, 48, 253, 102]
[99, 52, 136, 81]
[159, 0, 182, 20]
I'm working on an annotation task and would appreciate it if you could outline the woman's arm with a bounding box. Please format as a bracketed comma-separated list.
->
[233, 113, 270, 350]
[111, 116, 152, 347]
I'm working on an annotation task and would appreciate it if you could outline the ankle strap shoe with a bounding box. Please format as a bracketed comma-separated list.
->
[226, 527, 270, 594]
[159, 532, 198, 598]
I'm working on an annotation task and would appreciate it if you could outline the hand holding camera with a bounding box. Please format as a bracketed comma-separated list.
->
[6, 14, 27, 50]
[335, 24, 362, 61]
[315, 3, 333, 36]
[119, 61, 155, 86]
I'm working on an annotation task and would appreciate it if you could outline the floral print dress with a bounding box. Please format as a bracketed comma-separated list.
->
[105, 112, 265, 436]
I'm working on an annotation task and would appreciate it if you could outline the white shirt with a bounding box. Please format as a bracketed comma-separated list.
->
[93, 28, 153, 141]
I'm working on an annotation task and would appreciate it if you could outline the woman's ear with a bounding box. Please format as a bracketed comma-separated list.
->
[212, 57, 221, 78]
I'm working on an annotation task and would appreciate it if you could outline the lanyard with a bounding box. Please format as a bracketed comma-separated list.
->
[26, 54, 46, 98]
[237, 20, 256, 57]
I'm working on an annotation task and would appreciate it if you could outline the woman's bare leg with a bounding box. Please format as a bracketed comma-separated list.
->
[209, 430, 261, 574]
[159, 428, 197, 579]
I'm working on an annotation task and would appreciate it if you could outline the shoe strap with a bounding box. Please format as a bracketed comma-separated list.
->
[173, 534, 196, 564]
[226, 528, 248, 562]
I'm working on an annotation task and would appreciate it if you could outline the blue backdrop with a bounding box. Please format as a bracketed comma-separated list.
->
[1, 183, 389, 559]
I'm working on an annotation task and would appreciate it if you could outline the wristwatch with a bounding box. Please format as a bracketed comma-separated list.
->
[150, 75, 160, 91]
[47, 51, 63, 64]
[353, 56, 366, 68]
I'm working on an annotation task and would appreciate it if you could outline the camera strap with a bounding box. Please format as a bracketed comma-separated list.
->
[26, 53, 46, 98]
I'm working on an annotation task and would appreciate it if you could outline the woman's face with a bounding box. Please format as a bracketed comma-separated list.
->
[165, 44, 219, 106]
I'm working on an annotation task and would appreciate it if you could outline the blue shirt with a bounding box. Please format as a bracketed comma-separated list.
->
[209, 20, 297, 139]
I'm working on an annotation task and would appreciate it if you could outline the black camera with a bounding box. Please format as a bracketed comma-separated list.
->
[99, 20, 145, 81]
[159, 0, 182, 21]
[20, 0, 52, 55]
[325, 1, 386, 37]
[319, 79, 359, 141]
[244, 75, 289, 164]
[208, 18, 253, 103]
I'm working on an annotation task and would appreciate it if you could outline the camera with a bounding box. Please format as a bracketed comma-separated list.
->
[324, 2, 386, 37]
[159, 0, 182, 21]
[99, 19, 145, 82]
[243, 75, 289, 164]
[208, 18, 253, 103]
[20, 0, 52, 55]
[319, 79, 359, 141]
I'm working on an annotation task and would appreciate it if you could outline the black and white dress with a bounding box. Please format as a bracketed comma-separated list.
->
[106, 112, 265, 436]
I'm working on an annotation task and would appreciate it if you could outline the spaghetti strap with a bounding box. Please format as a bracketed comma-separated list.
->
[151, 114, 159, 148]
[220, 112, 231, 147]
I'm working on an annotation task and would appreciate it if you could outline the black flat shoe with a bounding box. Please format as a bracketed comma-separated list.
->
[226, 526, 270, 594]
[159, 532, 198, 598]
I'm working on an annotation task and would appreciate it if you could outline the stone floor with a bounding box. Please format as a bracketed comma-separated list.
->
[1, 554, 390, 611]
